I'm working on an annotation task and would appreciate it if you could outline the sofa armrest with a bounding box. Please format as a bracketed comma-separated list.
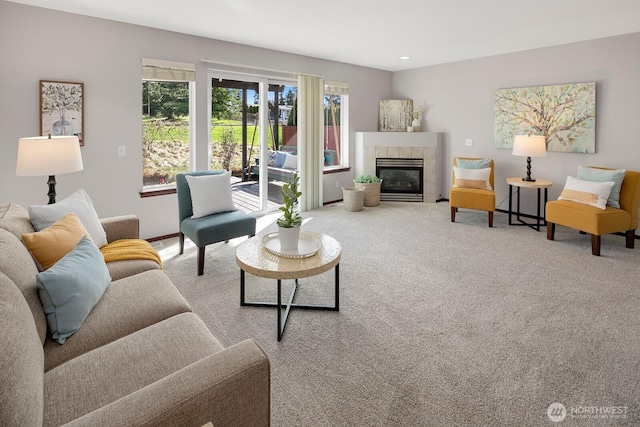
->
[100, 215, 140, 242]
[64, 339, 271, 427]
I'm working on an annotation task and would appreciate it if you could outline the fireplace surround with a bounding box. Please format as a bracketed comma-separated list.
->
[355, 132, 443, 203]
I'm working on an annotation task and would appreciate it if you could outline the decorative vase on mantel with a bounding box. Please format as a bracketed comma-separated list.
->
[411, 118, 421, 132]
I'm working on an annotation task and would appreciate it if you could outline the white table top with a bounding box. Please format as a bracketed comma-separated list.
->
[506, 177, 552, 188]
[236, 231, 341, 280]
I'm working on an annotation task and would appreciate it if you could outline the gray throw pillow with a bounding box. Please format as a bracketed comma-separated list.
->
[28, 188, 107, 248]
[36, 236, 111, 344]
[456, 158, 492, 169]
[577, 166, 626, 209]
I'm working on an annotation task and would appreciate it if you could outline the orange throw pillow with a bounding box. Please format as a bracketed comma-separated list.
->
[22, 213, 91, 270]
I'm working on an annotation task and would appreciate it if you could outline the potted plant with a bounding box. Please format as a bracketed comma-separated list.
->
[277, 172, 303, 250]
[354, 174, 382, 207]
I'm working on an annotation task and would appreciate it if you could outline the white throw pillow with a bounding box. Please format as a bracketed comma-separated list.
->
[452, 166, 492, 190]
[28, 188, 108, 248]
[282, 153, 298, 170]
[558, 176, 615, 210]
[185, 173, 237, 218]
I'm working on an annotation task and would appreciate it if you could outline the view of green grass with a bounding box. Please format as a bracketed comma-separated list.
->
[143, 117, 288, 185]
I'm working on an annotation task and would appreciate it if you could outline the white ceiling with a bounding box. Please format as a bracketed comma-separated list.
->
[8, 0, 640, 71]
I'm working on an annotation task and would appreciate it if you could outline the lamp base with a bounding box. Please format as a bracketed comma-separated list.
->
[522, 177, 536, 182]
[47, 175, 57, 204]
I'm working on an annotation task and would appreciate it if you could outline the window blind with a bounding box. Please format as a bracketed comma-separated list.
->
[142, 58, 195, 82]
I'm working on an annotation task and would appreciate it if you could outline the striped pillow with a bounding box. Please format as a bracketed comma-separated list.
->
[558, 176, 614, 210]
[453, 166, 492, 190]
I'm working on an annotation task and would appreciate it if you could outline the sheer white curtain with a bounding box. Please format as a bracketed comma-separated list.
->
[297, 74, 324, 211]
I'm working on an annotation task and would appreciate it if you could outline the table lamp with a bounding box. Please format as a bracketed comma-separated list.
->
[512, 135, 546, 182]
[16, 135, 83, 204]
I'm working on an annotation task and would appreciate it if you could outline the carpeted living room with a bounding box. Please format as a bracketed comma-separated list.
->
[2, 1, 640, 426]
[158, 201, 640, 426]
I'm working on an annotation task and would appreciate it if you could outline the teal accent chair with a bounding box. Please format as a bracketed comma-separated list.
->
[176, 171, 256, 275]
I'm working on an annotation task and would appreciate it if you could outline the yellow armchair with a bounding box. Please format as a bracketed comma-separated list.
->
[449, 157, 496, 227]
[546, 168, 640, 256]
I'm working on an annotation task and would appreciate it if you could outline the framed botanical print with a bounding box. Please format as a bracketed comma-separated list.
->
[40, 80, 84, 146]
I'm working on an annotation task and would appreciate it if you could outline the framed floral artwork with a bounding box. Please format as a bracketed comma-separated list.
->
[40, 80, 84, 146]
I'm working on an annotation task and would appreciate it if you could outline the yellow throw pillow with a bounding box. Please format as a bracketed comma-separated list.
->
[22, 213, 91, 270]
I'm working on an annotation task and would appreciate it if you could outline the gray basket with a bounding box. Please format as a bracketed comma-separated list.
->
[342, 187, 365, 212]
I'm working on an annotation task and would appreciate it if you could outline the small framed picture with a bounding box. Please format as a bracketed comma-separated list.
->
[40, 80, 84, 146]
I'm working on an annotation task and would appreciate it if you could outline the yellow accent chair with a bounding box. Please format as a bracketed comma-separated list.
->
[546, 168, 640, 256]
[449, 157, 496, 227]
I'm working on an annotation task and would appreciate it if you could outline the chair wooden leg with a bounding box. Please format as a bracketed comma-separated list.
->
[179, 232, 185, 255]
[197, 246, 205, 275]
[450, 207, 456, 223]
[626, 230, 635, 249]
[488, 211, 493, 228]
[547, 222, 555, 240]
[591, 234, 601, 256]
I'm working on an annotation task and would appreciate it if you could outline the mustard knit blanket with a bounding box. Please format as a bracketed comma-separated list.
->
[100, 239, 163, 269]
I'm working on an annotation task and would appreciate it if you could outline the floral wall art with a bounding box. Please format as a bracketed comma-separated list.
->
[40, 80, 84, 145]
[494, 82, 596, 153]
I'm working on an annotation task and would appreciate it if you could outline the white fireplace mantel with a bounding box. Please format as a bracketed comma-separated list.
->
[355, 132, 444, 202]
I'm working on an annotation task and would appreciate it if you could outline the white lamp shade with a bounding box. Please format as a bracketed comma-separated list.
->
[512, 135, 546, 157]
[16, 135, 83, 176]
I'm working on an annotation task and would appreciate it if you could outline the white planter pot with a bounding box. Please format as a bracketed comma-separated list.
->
[278, 226, 301, 250]
[411, 119, 421, 132]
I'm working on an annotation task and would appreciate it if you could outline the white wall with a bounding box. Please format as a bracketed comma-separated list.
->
[393, 32, 640, 214]
[0, 1, 392, 238]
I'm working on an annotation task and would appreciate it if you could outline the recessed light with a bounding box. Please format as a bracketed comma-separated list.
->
[399, 56, 411, 60]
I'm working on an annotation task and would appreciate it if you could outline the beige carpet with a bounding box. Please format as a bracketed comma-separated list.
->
[157, 202, 640, 426]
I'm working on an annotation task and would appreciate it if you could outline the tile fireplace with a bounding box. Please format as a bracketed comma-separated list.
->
[355, 132, 443, 203]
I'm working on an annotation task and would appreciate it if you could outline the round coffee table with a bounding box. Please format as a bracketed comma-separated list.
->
[235, 231, 341, 341]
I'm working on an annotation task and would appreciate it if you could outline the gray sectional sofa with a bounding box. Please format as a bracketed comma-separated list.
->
[0, 203, 270, 426]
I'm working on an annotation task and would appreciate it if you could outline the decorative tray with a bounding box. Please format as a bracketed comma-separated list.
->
[262, 232, 321, 259]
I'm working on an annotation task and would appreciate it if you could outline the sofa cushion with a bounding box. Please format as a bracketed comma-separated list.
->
[0, 228, 47, 344]
[577, 166, 626, 208]
[282, 152, 297, 170]
[0, 271, 44, 426]
[43, 312, 224, 426]
[558, 176, 614, 210]
[29, 188, 108, 248]
[106, 259, 161, 282]
[274, 151, 287, 168]
[0, 202, 35, 238]
[37, 236, 112, 344]
[22, 213, 91, 271]
[185, 172, 237, 218]
[43, 269, 192, 372]
[453, 166, 493, 190]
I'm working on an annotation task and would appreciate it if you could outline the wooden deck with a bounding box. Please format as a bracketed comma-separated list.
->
[231, 179, 284, 214]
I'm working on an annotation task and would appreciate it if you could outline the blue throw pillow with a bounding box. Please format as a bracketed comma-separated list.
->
[456, 158, 492, 169]
[577, 166, 626, 208]
[273, 151, 287, 168]
[36, 236, 112, 344]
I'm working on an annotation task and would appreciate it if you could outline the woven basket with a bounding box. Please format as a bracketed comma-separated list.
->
[354, 182, 381, 207]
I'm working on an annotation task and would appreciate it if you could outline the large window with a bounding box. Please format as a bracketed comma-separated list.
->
[323, 82, 349, 170]
[141, 59, 195, 191]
